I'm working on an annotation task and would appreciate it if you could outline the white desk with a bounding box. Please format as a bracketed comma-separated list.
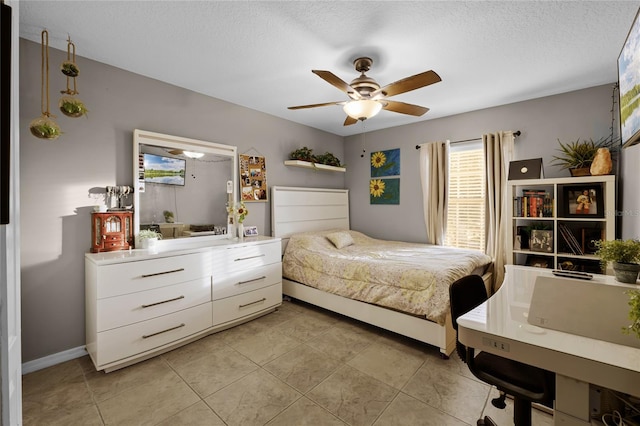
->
[457, 265, 640, 426]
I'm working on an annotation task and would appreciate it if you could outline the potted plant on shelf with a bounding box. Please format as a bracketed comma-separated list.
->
[315, 152, 343, 167]
[289, 146, 316, 163]
[594, 238, 640, 283]
[623, 289, 640, 339]
[551, 137, 617, 177]
[137, 229, 162, 250]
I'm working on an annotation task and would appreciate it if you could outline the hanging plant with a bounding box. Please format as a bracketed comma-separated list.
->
[29, 116, 61, 139]
[58, 36, 87, 119]
[29, 29, 62, 140]
[60, 60, 79, 77]
[59, 96, 88, 118]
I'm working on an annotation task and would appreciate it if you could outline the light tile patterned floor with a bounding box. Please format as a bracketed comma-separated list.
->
[22, 300, 554, 425]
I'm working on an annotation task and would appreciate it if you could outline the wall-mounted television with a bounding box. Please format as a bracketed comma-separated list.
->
[143, 153, 186, 186]
[618, 7, 640, 148]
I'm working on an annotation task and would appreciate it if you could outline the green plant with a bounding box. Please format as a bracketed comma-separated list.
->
[163, 210, 174, 223]
[29, 117, 61, 139]
[594, 239, 640, 265]
[137, 229, 162, 240]
[59, 97, 88, 118]
[289, 146, 316, 162]
[315, 152, 343, 167]
[551, 137, 617, 170]
[61, 61, 79, 77]
[623, 290, 640, 339]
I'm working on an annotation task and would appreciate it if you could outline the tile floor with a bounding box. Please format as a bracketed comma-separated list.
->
[22, 299, 554, 425]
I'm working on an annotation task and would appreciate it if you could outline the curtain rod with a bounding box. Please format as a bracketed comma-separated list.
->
[415, 130, 521, 150]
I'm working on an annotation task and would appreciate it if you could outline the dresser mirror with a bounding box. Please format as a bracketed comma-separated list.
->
[133, 129, 238, 244]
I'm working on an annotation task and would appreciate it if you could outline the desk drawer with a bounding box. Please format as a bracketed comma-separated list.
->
[212, 284, 281, 326]
[95, 302, 212, 367]
[212, 241, 280, 274]
[212, 263, 281, 301]
[97, 252, 210, 298]
[97, 277, 211, 332]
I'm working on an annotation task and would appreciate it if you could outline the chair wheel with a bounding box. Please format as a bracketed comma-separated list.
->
[492, 393, 507, 409]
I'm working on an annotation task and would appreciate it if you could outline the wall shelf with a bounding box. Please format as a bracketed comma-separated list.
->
[284, 160, 346, 173]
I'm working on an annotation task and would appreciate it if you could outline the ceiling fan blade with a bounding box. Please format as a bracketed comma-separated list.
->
[168, 149, 183, 155]
[288, 101, 344, 110]
[312, 70, 361, 99]
[343, 116, 358, 126]
[372, 70, 441, 98]
[382, 100, 429, 116]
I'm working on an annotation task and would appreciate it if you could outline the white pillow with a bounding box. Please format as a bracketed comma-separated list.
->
[326, 231, 354, 249]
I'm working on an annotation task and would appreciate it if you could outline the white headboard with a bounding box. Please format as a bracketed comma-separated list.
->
[271, 186, 350, 250]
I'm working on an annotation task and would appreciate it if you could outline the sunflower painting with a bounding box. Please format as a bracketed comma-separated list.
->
[371, 148, 400, 177]
[370, 178, 399, 204]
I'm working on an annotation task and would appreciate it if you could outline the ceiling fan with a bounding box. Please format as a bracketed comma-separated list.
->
[288, 57, 441, 126]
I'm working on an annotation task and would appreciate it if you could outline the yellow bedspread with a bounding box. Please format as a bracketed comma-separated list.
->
[283, 230, 492, 325]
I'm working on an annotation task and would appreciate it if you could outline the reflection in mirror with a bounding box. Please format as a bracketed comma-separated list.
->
[133, 130, 237, 244]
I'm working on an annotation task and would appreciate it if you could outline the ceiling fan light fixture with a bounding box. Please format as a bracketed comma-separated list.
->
[183, 151, 204, 159]
[343, 99, 382, 120]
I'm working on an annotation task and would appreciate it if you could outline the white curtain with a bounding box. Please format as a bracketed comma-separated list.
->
[419, 141, 448, 245]
[483, 131, 515, 291]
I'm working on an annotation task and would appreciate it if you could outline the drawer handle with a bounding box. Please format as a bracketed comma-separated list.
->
[142, 323, 185, 339]
[141, 295, 185, 308]
[239, 298, 267, 308]
[236, 276, 266, 286]
[141, 268, 185, 278]
[234, 254, 265, 262]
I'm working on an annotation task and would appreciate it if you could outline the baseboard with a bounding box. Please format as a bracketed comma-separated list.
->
[22, 345, 87, 375]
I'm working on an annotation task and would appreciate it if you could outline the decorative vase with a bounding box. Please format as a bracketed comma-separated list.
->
[613, 262, 640, 284]
[237, 223, 244, 240]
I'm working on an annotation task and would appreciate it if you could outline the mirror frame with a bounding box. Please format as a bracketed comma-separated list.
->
[133, 129, 238, 247]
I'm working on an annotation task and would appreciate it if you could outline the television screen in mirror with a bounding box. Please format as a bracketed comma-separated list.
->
[133, 129, 238, 243]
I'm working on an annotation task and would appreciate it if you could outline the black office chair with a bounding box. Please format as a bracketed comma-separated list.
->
[449, 275, 555, 426]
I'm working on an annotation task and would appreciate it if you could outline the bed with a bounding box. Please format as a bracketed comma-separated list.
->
[271, 186, 493, 357]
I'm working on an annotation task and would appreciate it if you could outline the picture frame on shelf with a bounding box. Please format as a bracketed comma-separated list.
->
[243, 225, 258, 237]
[530, 229, 553, 253]
[526, 255, 551, 268]
[581, 228, 605, 254]
[558, 183, 605, 218]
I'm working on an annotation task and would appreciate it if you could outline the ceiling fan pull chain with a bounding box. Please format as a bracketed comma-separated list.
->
[361, 121, 367, 157]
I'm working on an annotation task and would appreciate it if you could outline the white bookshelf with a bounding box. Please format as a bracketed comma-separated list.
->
[507, 175, 615, 274]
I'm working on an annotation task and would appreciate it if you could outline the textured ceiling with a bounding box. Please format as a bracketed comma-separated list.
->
[18, 1, 640, 137]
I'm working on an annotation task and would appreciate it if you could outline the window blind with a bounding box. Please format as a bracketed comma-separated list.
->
[445, 143, 486, 251]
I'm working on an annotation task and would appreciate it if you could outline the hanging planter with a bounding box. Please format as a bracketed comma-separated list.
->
[29, 30, 61, 140]
[59, 36, 87, 118]
[59, 96, 88, 118]
[60, 60, 79, 78]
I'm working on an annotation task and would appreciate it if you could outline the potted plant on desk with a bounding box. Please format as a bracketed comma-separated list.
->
[137, 229, 162, 250]
[594, 239, 640, 284]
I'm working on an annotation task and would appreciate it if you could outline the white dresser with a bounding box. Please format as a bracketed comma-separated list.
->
[85, 237, 281, 372]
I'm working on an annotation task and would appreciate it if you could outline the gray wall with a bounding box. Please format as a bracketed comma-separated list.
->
[344, 84, 640, 243]
[19, 37, 640, 363]
[19, 39, 344, 362]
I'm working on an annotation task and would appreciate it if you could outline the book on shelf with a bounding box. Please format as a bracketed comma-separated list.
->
[513, 191, 553, 218]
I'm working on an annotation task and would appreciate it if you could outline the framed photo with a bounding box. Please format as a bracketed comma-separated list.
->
[558, 183, 604, 218]
[239, 154, 268, 202]
[243, 225, 258, 237]
[530, 229, 553, 253]
[526, 255, 551, 269]
[581, 228, 605, 254]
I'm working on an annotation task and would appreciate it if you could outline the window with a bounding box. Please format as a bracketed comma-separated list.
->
[445, 141, 486, 251]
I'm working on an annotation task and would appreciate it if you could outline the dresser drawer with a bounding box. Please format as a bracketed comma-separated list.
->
[212, 241, 280, 275]
[97, 252, 210, 299]
[212, 262, 281, 301]
[95, 302, 212, 367]
[212, 283, 281, 326]
[97, 277, 211, 332]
